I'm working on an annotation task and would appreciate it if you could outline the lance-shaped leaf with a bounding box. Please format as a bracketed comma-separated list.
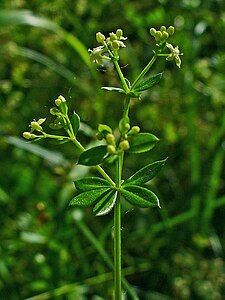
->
[93, 190, 117, 216]
[70, 112, 80, 136]
[75, 177, 112, 192]
[127, 133, 159, 153]
[70, 187, 110, 207]
[133, 73, 163, 92]
[78, 145, 108, 166]
[121, 185, 160, 208]
[123, 159, 167, 187]
[101, 87, 125, 93]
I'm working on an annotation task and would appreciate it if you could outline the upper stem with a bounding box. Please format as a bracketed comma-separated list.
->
[113, 60, 129, 93]
[131, 54, 157, 89]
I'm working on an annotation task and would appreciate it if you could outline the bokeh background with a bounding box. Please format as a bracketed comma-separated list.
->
[0, 0, 225, 299]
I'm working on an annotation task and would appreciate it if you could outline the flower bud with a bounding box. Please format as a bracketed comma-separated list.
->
[107, 145, 116, 154]
[160, 26, 167, 32]
[30, 121, 43, 132]
[37, 118, 46, 125]
[109, 33, 117, 41]
[55, 98, 61, 107]
[23, 132, 32, 139]
[161, 31, 169, 41]
[131, 126, 140, 134]
[167, 26, 175, 36]
[50, 107, 60, 116]
[150, 28, 157, 37]
[112, 40, 120, 50]
[119, 140, 130, 151]
[106, 133, 116, 145]
[116, 29, 123, 38]
[155, 31, 162, 42]
[58, 95, 66, 102]
[96, 32, 105, 43]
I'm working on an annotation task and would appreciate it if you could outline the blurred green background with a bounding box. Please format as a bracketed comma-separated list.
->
[0, 0, 225, 299]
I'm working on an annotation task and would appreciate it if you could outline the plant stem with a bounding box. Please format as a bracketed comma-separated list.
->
[131, 54, 157, 89]
[114, 60, 129, 93]
[114, 152, 124, 299]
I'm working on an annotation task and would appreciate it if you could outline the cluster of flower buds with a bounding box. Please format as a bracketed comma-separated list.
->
[96, 118, 140, 155]
[49, 95, 68, 129]
[89, 29, 127, 65]
[150, 25, 182, 68]
[23, 118, 46, 140]
[150, 26, 174, 44]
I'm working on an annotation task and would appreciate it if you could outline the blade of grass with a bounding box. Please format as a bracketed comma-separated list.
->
[5, 136, 69, 167]
[202, 149, 225, 231]
[2, 44, 76, 84]
[0, 9, 91, 67]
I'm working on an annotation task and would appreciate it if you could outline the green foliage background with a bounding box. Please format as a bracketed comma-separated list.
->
[0, 0, 224, 299]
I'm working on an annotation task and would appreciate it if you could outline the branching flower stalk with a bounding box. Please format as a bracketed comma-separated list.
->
[23, 26, 182, 300]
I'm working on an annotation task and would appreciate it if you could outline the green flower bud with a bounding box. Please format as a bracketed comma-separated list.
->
[131, 126, 140, 134]
[119, 140, 130, 151]
[161, 31, 169, 41]
[112, 40, 120, 50]
[23, 132, 32, 139]
[96, 32, 105, 43]
[37, 118, 46, 125]
[155, 31, 162, 42]
[30, 121, 43, 132]
[167, 26, 175, 36]
[109, 33, 117, 41]
[106, 133, 116, 145]
[160, 26, 167, 32]
[50, 107, 60, 116]
[116, 29, 123, 38]
[107, 145, 116, 154]
[150, 28, 157, 37]
[58, 95, 66, 102]
[55, 98, 61, 107]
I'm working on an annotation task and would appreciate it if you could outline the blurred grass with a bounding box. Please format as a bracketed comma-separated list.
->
[0, 0, 225, 299]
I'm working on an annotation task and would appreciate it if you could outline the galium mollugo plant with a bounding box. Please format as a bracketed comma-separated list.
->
[23, 26, 182, 300]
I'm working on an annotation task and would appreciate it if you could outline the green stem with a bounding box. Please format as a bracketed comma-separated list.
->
[114, 60, 129, 93]
[114, 152, 124, 299]
[75, 217, 139, 300]
[131, 54, 157, 89]
[123, 95, 131, 118]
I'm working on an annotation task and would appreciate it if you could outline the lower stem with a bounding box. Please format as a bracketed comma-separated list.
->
[114, 194, 122, 300]
[114, 152, 123, 299]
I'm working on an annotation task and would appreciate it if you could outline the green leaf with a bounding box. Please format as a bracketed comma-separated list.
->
[121, 185, 160, 208]
[123, 159, 167, 186]
[75, 177, 111, 192]
[98, 124, 112, 134]
[93, 190, 117, 216]
[127, 133, 159, 153]
[70, 188, 110, 207]
[119, 116, 130, 134]
[70, 112, 80, 136]
[134, 73, 163, 92]
[78, 146, 108, 166]
[101, 86, 125, 93]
